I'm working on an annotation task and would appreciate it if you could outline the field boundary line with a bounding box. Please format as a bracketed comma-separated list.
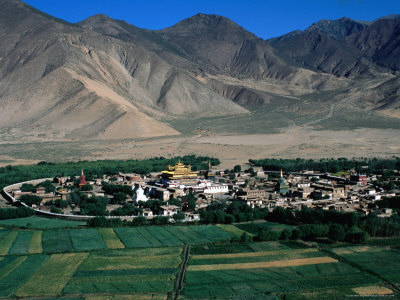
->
[191, 248, 317, 260]
[175, 245, 190, 300]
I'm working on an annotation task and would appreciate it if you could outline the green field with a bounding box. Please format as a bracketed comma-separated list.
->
[8, 231, 33, 255]
[0, 228, 10, 240]
[69, 229, 107, 252]
[0, 217, 86, 229]
[28, 231, 42, 254]
[0, 255, 49, 297]
[0, 222, 398, 298]
[15, 253, 88, 297]
[182, 244, 386, 299]
[63, 247, 182, 296]
[97, 228, 125, 249]
[0, 230, 19, 255]
[216, 224, 253, 238]
[146, 226, 184, 246]
[330, 246, 400, 286]
[42, 229, 74, 253]
[115, 225, 232, 249]
[114, 227, 153, 248]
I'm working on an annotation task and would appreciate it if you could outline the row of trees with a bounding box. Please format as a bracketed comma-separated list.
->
[267, 206, 400, 238]
[0, 155, 220, 190]
[200, 202, 268, 224]
[249, 157, 400, 174]
[20, 180, 56, 194]
[0, 207, 35, 220]
[235, 223, 369, 244]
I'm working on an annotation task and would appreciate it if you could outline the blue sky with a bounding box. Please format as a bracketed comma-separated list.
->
[24, 0, 400, 39]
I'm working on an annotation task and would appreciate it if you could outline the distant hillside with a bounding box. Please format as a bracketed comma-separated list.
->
[0, 0, 399, 143]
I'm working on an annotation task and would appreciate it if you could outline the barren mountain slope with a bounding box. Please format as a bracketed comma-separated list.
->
[0, 0, 399, 146]
[0, 1, 254, 141]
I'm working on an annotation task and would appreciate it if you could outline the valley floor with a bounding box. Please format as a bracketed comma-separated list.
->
[1, 127, 399, 170]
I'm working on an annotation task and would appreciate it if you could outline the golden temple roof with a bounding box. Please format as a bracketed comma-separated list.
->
[162, 161, 198, 179]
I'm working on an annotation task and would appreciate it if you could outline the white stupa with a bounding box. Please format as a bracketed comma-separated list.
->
[132, 183, 148, 203]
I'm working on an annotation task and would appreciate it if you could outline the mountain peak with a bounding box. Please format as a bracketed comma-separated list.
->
[176, 13, 235, 26]
[162, 13, 255, 38]
[306, 17, 370, 40]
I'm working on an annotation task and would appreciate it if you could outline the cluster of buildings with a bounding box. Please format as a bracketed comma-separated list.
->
[7, 161, 399, 219]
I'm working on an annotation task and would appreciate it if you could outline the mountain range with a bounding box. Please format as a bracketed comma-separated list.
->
[0, 0, 399, 142]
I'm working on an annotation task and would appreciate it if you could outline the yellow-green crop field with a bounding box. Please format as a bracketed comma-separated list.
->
[16, 253, 88, 297]
[98, 228, 125, 249]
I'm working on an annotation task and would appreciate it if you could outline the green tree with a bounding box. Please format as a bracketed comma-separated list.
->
[224, 214, 236, 224]
[290, 228, 302, 240]
[111, 192, 127, 205]
[240, 232, 251, 243]
[186, 192, 196, 211]
[300, 224, 329, 240]
[328, 223, 346, 242]
[173, 211, 185, 222]
[233, 165, 241, 173]
[20, 183, 36, 193]
[257, 228, 279, 241]
[19, 194, 42, 206]
[80, 184, 93, 191]
[280, 229, 291, 240]
[151, 216, 170, 225]
[345, 226, 369, 243]
[50, 206, 63, 214]
[168, 198, 182, 208]
[35, 180, 55, 193]
[131, 216, 148, 226]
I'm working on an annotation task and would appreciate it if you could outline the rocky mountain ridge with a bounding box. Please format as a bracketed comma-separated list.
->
[0, 0, 399, 142]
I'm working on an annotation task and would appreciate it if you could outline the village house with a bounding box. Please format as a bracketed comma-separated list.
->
[159, 205, 180, 217]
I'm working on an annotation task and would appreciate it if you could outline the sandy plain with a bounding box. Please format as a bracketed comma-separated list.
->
[1, 126, 399, 170]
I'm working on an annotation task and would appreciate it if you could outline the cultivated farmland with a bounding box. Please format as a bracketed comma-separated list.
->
[15, 253, 88, 297]
[115, 225, 232, 249]
[69, 229, 107, 251]
[28, 230, 42, 254]
[0, 255, 49, 297]
[182, 245, 382, 299]
[42, 229, 74, 253]
[0, 222, 399, 298]
[8, 230, 32, 255]
[98, 228, 125, 249]
[330, 246, 400, 287]
[63, 247, 183, 296]
[0, 230, 18, 255]
[0, 216, 85, 229]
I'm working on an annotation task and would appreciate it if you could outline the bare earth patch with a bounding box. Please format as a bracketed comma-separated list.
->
[191, 248, 317, 260]
[353, 285, 393, 295]
[188, 256, 337, 271]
